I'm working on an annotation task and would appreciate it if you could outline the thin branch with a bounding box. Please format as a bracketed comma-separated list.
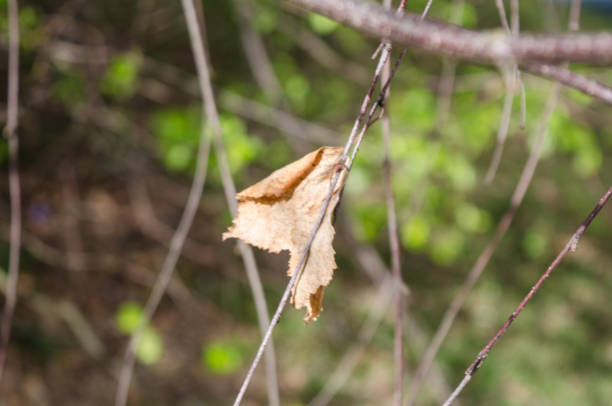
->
[510, 0, 519, 35]
[278, 20, 369, 84]
[405, 78, 563, 406]
[379, 1, 404, 403]
[113, 0, 215, 403]
[231, 0, 285, 105]
[190, 2, 281, 403]
[309, 275, 396, 406]
[0, 0, 21, 383]
[219, 92, 338, 144]
[232, 146, 347, 406]
[442, 375, 471, 406]
[233, 0, 423, 401]
[288, 0, 612, 64]
[509, 0, 526, 128]
[494, 0, 510, 33]
[483, 69, 516, 184]
[520, 62, 612, 104]
[435, 0, 464, 130]
[444, 184, 612, 405]
[441, 4, 585, 404]
[408, 3, 582, 403]
[485, 0, 525, 184]
[289, 0, 612, 105]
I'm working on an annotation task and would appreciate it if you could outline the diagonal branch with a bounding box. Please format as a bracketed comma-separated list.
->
[189, 3, 281, 404]
[288, 0, 612, 65]
[405, 74, 564, 406]
[288, 0, 612, 106]
[443, 184, 612, 405]
[232, 2, 425, 403]
[0, 0, 22, 383]
[113, 1, 215, 404]
[520, 62, 612, 104]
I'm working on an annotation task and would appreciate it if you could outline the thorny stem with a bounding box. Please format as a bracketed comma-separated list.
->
[443, 184, 611, 405]
[0, 0, 21, 383]
[114, 0, 214, 404]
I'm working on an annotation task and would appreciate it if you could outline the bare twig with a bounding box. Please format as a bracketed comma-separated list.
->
[219, 91, 338, 144]
[60, 166, 86, 272]
[441, 374, 470, 406]
[231, 0, 284, 105]
[435, 0, 464, 130]
[280, 21, 369, 83]
[0, 268, 106, 359]
[408, 3, 582, 403]
[509, 0, 526, 129]
[405, 74, 564, 406]
[113, 0, 215, 403]
[494, 0, 510, 33]
[483, 69, 516, 184]
[485, 0, 530, 184]
[233, 0, 423, 402]
[444, 184, 611, 405]
[520, 63, 612, 104]
[309, 275, 396, 406]
[379, 1, 404, 403]
[510, 0, 519, 35]
[0, 0, 21, 383]
[288, 1, 612, 105]
[232, 146, 347, 406]
[187, 1, 281, 403]
[289, 0, 612, 64]
[441, 5, 585, 405]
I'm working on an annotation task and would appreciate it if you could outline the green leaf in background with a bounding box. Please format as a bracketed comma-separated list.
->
[353, 203, 386, 243]
[202, 340, 246, 375]
[455, 203, 491, 233]
[137, 328, 163, 365]
[549, 111, 602, 176]
[150, 107, 200, 172]
[115, 302, 145, 334]
[307, 12, 339, 35]
[219, 114, 263, 176]
[284, 74, 311, 112]
[100, 52, 142, 100]
[114, 302, 163, 365]
[441, 153, 477, 191]
[51, 70, 86, 108]
[401, 216, 430, 252]
[522, 228, 548, 259]
[254, 6, 278, 34]
[430, 228, 464, 266]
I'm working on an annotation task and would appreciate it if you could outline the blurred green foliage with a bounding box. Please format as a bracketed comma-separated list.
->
[100, 52, 142, 100]
[6, 0, 612, 404]
[115, 302, 164, 365]
[202, 340, 248, 375]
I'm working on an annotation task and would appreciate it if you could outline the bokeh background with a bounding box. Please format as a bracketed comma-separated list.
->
[1, 0, 612, 405]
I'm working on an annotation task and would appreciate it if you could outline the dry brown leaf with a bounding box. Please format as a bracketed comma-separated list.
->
[223, 146, 345, 323]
